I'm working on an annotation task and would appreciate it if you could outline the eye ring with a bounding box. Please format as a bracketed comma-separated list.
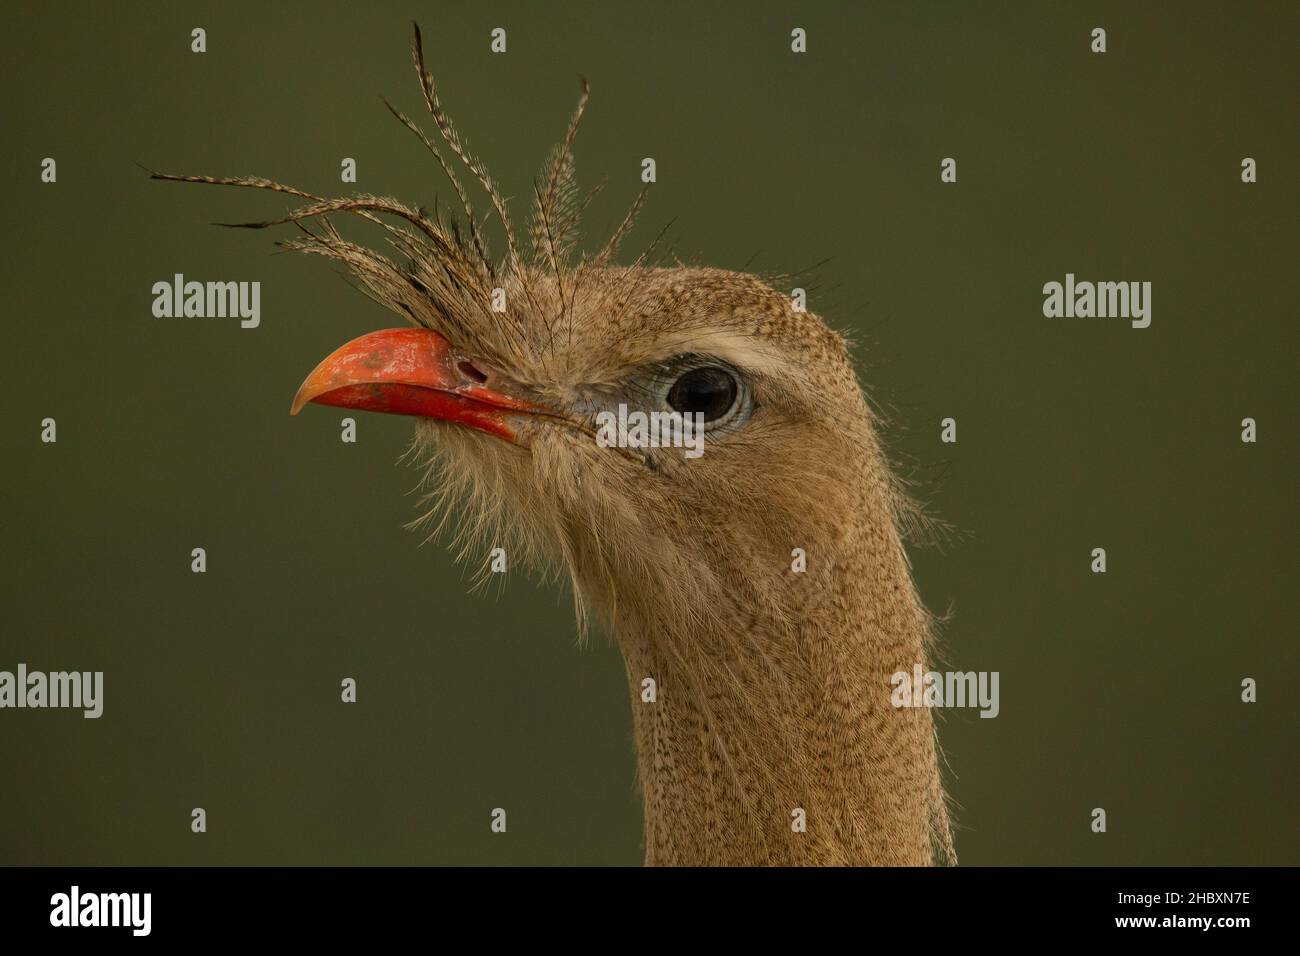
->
[658, 359, 752, 432]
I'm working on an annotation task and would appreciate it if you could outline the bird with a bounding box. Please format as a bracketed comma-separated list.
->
[154, 24, 956, 867]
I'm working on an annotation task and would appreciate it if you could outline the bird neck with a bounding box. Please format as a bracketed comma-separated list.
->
[616, 504, 951, 866]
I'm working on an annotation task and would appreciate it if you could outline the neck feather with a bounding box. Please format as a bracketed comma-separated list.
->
[616, 505, 952, 866]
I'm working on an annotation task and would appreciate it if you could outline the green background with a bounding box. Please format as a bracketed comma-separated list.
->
[2, 1, 1294, 865]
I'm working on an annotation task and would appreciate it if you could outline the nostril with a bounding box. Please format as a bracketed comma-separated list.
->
[457, 359, 489, 384]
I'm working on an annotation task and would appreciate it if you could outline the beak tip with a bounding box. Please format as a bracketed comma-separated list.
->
[289, 389, 311, 416]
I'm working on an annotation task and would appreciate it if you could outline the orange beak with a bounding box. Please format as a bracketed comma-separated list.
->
[291, 327, 539, 443]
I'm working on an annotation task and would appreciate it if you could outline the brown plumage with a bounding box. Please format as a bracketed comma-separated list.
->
[154, 24, 955, 866]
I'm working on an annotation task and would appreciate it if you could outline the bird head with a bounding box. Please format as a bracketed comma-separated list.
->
[148, 24, 920, 646]
[290, 260, 889, 640]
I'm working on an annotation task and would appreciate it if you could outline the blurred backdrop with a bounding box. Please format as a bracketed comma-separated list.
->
[2, 0, 1295, 865]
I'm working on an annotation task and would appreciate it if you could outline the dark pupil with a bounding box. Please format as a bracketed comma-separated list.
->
[667, 366, 737, 422]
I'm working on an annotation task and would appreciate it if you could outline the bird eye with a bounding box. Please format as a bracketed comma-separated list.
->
[666, 365, 740, 423]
